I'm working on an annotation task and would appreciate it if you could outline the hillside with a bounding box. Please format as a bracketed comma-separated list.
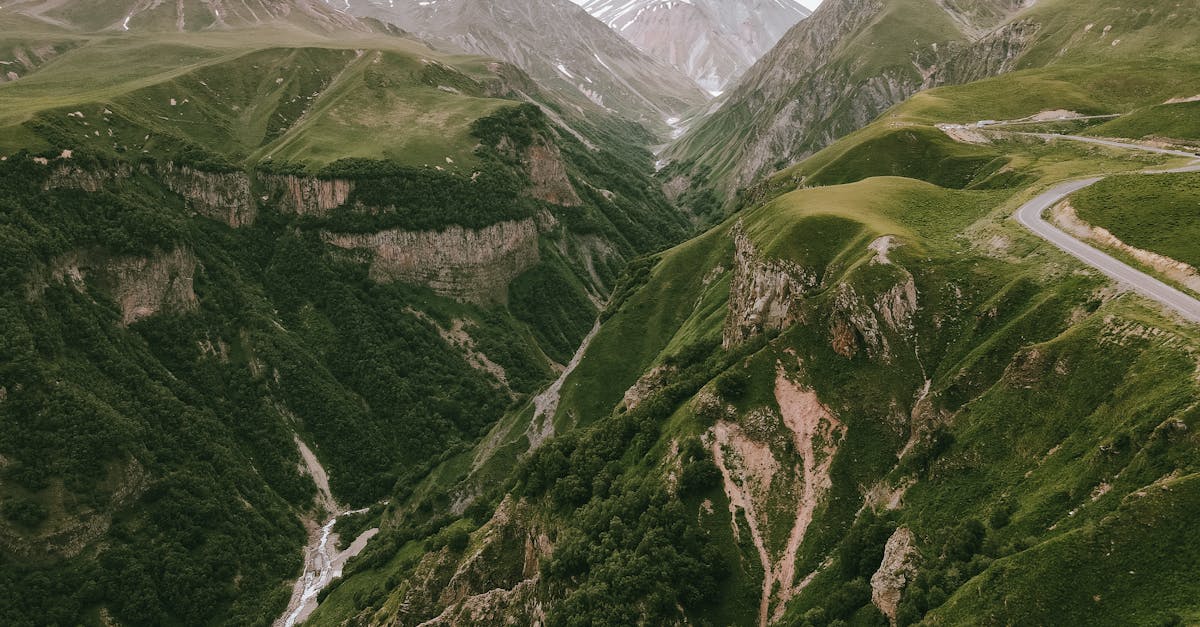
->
[664, 0, 1200, 199]
[345, 0, 709, 133]
[576, 0, 810, 94]
[0, 17, 691, 626]
[4, 0, 1200, 625]
[305, 56, 1200, 624]
[3, 0, 367, 33]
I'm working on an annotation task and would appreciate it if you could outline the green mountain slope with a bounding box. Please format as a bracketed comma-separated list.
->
[4, 0, 1200, 625]
[664, 0, 1200, 201]
[306, 14, 1200, 625]
[0, 17, 691, 627]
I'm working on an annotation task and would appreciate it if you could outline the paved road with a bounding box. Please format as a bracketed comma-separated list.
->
[1020, 132, 1200, 159]
[1012, 134, 1200, 323]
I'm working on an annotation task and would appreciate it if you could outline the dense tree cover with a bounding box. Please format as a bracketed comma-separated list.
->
[311, 159, 537, 232]
[0, 84, 691, 624]
[0, 149, 561, 624]
[508, 245, 598, 364]
[517, 340, 738, 625]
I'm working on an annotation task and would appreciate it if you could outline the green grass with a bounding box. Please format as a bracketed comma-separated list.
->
[1073, 172, 1200, 268]
[1086, 100, 1200, 144]
[0, 30, 515, 168]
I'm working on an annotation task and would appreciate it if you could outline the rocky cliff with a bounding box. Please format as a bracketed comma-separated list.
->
[262, 174, 354, 216]
[524, 140, 582, 207]
[31, 247, 199, 326]
[43, 161, 132, 192]
[324, 217, 546, 305]
[723, 224, 820, 348]
[156, 164, 255, 228]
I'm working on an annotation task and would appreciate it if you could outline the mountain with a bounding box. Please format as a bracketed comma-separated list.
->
[5, 0, 1200, 625]
[3, 0, 367, 32]
[0, 13, 690, 626]
[305, 16, 1200, 623]
[577, 0, 811, 94]
[345, 0, 708, 131]
[663, 0, 1037, 197]
[666, 0, 1200, 198]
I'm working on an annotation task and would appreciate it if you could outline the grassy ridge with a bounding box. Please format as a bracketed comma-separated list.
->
[1073, 172, 1200, 268]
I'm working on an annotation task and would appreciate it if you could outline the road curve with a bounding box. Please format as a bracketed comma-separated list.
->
[1012, 135, 1200, 323]
[1020, 132, 1200, 159]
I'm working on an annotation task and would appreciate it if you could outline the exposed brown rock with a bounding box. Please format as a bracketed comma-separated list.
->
[263, 174, 353, 216]
[871, 527, 920, 625]
[157, 164, 255, 227]
[106, 248, 200, 325]
[324, 219, 542, 305]
[524, 140, 581, 207]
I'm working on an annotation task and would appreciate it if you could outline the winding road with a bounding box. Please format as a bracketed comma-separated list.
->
[1012, 134, 1200, 323]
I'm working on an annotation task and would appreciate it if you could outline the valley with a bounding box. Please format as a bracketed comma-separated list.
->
[2, 0, 1200, 626]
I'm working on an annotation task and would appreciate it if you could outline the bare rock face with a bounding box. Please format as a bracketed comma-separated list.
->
[525, 140, 582, 207]
[723, 224, 819, 348]
[263, 174, 354, 216]
[29, 248, 199, 325]
[871, 527, 920, 625]
[106, 248, 200, 325]
[382, 496, 551, 626]
[621, 364, 678, 411]
[157, 164, 255, 228]
[324, 218, 543, 305]
[43, 163, 132, 192]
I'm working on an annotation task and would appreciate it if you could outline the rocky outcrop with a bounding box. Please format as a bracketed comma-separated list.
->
[829, 269, 919, 362]
[621, 364, 678, 411]
[262, 174, 353, 216]
[324, 218, 542, 304]
[524, 140, 581, 207]
[871, 527, 921, 625]
[43, 162, 132, 192]
[377, 496, 551, 626]
[29, 248, 199, 325]
[723, 224, 819, 348]
[157, 164, 255, 228]
[106, 248, 200, 325]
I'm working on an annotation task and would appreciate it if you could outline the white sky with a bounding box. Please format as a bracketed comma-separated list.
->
[571, 0, 824, 9]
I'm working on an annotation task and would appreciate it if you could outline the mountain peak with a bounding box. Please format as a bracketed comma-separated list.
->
[577, 0, 811, 93]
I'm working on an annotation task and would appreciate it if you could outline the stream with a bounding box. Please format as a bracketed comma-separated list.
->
[276, 440, 381, 626]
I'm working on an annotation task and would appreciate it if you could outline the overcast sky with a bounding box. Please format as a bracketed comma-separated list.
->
[570, 0, 825, 9]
